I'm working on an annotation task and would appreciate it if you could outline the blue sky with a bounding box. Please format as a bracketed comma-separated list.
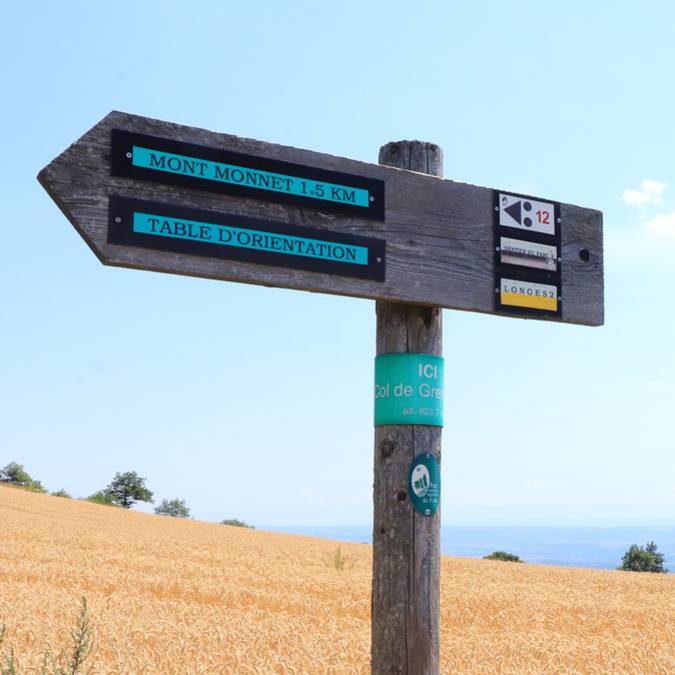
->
[1, 1, 673, 526]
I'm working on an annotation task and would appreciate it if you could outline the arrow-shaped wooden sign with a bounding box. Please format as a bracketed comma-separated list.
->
[38, 111, 603, 325]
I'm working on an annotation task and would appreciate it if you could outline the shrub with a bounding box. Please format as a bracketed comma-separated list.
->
[51, 489, 71, 498]
[619, 542, 668, 573]
[484, 551, 522, 563]
[220, 519, 254, 528]
[0, 462, 46, 493]
[154, 498, 190, 518]
[85, 490, 117, 506]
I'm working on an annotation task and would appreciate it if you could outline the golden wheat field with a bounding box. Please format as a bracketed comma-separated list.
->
[0, 485, 673, 674]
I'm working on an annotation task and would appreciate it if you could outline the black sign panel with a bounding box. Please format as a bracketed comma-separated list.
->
[111, 130, 385, 221]
[494, 190, 562, 318]
[108, 196, 386, 282]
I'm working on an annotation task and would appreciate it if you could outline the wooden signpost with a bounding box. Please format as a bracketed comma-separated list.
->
[38, 111, 604, 674]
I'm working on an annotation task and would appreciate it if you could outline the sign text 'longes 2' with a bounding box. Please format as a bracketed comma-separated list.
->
[38, 111, 603, 326]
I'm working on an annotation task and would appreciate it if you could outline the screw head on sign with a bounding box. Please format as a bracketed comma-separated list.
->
[376, 257, 382, 263]
[557, 217, 561, 224]
[369, 196, 375, 202]
[425, 509, 431, 516]
[494, 206, 499, 211]
[557, 256, 562, 262]
[558, 296, 562, 301]
[126, 152, 132, 159]
[495, 288, 500, 294]
[496, 246, 500, 252]
[114, 217, 121, 223]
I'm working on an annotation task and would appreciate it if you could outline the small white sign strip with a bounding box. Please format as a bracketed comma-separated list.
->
[500, 278, 558, 311]
[498, 193, 556, 235]
[500, 237, 557, 271]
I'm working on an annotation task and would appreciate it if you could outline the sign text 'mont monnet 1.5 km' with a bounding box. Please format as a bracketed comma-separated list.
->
[111, 129, 385, 220]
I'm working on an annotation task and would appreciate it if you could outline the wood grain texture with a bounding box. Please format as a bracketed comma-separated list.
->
[371, 142, 443, 675]
[37, 111, 603, 325]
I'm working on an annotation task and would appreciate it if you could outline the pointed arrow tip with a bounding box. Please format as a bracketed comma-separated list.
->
[504, 200, 522, 225]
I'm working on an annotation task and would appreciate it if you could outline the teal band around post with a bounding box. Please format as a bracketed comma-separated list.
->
[374, 353, 444, 426]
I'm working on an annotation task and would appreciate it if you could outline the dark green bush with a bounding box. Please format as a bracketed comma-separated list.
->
[483, 551, 522, 563]
[619, 542, 668, 573]
[85, 490, 118, 506]
[220, 518, 254, 528]
[0, 462, 46, 493]
[154, 498, 190, 518]
[51, 489, 71, 498]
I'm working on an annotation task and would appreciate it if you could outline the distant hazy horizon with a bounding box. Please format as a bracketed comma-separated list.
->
[263, 524, 675, 570]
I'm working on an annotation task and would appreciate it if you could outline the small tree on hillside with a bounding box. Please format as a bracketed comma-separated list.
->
[0, 462, 46, 492]
[104, 471, 153, 509]
[154, 498, 190, 518]
[484, 551, 522, 563]
[86, 490, 117, 506]
[220, 518, 254, 528]
[619, 541, 668, 573]
[51, 489, 71, 498]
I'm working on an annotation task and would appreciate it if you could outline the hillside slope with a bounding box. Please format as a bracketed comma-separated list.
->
[0, 485, 673, 673]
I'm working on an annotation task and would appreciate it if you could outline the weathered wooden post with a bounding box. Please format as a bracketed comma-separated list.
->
[372, 141, 444, 674]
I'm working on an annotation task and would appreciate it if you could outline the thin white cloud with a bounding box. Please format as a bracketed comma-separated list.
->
[645, 212, 675, 237]
[621, 179, 667, 207]
[605, 222, 675, 264]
